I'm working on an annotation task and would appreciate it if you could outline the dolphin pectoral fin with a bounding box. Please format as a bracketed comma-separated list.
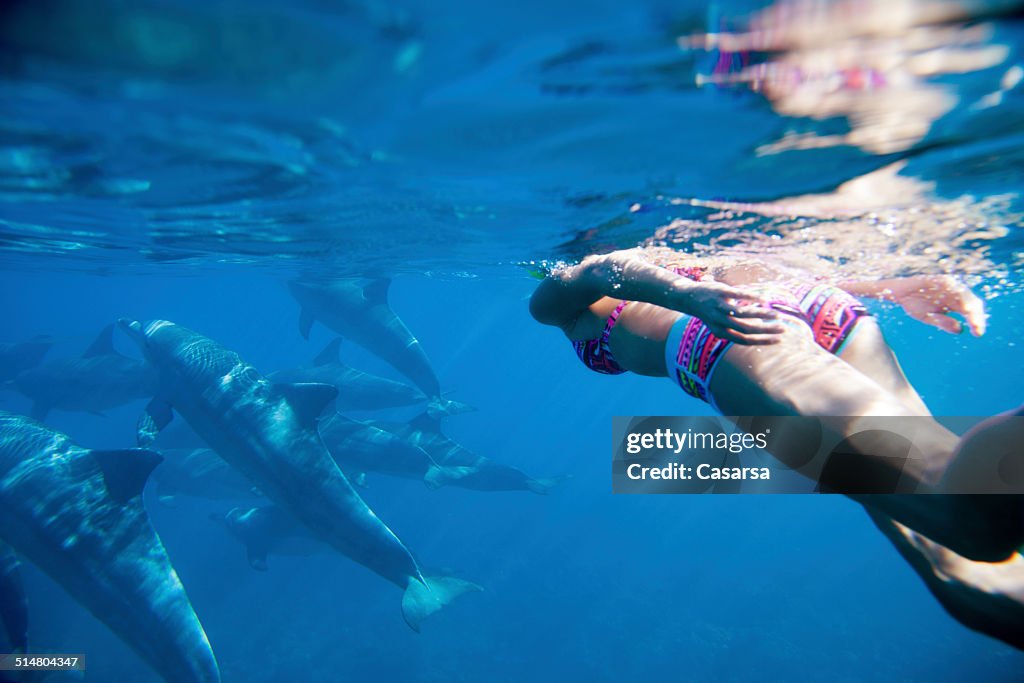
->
[138, 398, 174, 446]
[83, 324, 117, 358]
[313, 338, 343, 367]
[90, 448, 164, 503]
[362, 278, 391, 304]
[29, 402, 50, 421]
[298, 307, 315, 340]
[401, 574, 483, 632]
[423, 465, 474, 489]
[273, 382, 338, 429]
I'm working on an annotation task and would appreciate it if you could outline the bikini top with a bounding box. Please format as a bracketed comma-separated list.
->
[572, 264, 708, 375]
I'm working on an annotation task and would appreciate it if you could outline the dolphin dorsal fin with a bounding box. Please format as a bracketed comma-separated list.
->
[90, 448, 163, 503]
[313, 338, 343, 367]
[409, 411, 442, 434]
[274, 382, 338, 429]
[83, 324, 117, 357]
[362, 278, 391, 304]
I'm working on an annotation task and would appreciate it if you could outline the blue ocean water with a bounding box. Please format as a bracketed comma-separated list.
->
[1, 0, 1023, 681]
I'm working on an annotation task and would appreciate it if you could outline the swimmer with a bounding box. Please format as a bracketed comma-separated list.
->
[529, 246, 1023, 563]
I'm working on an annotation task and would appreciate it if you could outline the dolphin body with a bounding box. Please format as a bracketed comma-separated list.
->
[372, 413, 566, 494]
[269, 338, 430, 413]
[12, 325, 157, 420]
[120, 319, 479, 630]
[214, 506, 328, 571]
[318, 413, 470, 488]
[0, 337, 52, 384]
[288, 279, 469, 417]
[0, 411, 220, 683]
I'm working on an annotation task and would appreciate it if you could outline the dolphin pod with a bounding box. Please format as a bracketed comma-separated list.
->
[0, 411, 220, 683]
[119, 318, 480, 631]
[288, 278, 471, 417]
[12, 325, 158, 420]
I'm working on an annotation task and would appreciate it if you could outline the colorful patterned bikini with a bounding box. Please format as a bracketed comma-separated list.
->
[573, 266, 869, 408]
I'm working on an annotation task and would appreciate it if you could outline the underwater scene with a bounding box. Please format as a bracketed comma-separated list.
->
[1, 0, 1024, 681]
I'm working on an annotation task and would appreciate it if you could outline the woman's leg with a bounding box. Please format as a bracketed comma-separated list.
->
[832, 319, 930, 416]
[838, 319, 1024, 648]
[866, 506, 1024, 651]
[708, 322, 1023, 561]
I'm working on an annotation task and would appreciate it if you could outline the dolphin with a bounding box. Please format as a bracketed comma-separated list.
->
[372, 413, 566, 494]
[0, 337, 52, 385]
[318, 413, 471, 488]
[119, 319, 479, 631]
[152, 448, 260, 505]
[213, 506, 328, 571]
[288, 278, 469, 417]
[0, 411, 219, 683]
[12, 325, 157, 420]
[270, 338, 473, 415]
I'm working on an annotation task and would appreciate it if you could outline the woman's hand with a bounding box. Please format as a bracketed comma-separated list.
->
[891, 275, 987, 336]
[678, 282, 787, 345]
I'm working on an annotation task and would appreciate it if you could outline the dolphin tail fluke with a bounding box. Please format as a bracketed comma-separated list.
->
[426, 396, 476, 418]
[423, 465, 476, 489]
[526, 475, 572, 495]
[400, 574, 482, 632]
[299, 307, 315, 340]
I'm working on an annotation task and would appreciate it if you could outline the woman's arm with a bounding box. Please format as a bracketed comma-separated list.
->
[839, 275, 987, 336]
[530, 250, 786, 344]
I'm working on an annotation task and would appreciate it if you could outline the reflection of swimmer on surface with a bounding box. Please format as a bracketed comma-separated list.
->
[682, 0, 1018, 154]
[649, 161, 1019, 291]
[530, 245, 1024, 646]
